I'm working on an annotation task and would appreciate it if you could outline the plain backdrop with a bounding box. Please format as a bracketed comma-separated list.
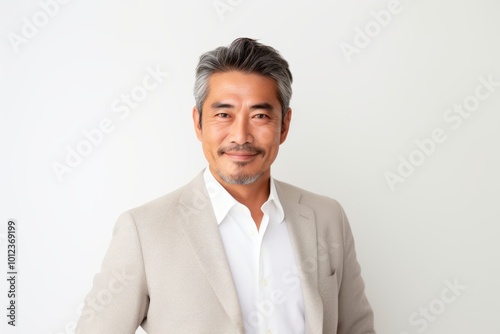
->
[1, 0, 499, 333]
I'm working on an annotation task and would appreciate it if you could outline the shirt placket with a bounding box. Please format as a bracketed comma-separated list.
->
[257, 212, 278, 334]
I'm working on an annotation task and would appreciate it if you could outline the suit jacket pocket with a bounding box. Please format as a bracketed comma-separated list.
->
[319, 272, 339, 333]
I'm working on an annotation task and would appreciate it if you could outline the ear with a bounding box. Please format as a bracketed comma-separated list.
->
[279, 108, 292, 144]
[192, 107, 202, 141]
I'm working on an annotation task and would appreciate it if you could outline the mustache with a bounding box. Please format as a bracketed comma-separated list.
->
[218, 144, 265, 156]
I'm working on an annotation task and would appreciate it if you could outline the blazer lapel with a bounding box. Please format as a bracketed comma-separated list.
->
[178, 172, 244, 333]
[275, 180, 324, 334]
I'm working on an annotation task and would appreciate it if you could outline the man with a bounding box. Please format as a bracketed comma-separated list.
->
[76, 38, 375, 334]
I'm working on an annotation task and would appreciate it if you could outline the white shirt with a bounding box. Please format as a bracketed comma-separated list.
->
[203, 168, 305, 334]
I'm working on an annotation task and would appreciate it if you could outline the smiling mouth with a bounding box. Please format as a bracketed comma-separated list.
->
[224, 152, 258, 161]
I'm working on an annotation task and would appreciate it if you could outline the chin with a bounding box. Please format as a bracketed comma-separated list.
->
[216, 168, 264, 185]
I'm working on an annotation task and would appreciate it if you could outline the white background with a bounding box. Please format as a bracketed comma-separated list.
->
[1, 0, 499, 333]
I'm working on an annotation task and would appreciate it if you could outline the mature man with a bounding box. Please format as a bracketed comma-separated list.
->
[76, 38, 375, 334]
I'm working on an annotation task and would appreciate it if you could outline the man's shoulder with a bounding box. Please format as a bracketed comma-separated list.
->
[124, 172, 205, 221]
[274, 179, 349, 239]
[274, 179, 343, 212]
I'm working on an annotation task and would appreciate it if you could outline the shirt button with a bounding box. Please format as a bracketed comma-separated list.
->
[266, 330, 272, 334]
[262, 279, 268, 287]
[249, 230, 256, 237]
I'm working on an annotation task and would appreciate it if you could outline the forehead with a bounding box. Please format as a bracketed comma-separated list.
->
[205, 71, 279, 103]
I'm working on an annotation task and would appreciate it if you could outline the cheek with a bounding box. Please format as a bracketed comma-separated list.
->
[256, 127, 281, 148]
[201, 127, 226, 150]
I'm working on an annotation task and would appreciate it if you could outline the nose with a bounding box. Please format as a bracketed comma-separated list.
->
[228, 115, 253, 145]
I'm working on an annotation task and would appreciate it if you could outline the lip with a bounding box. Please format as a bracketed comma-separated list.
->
[224, 152, 258, 161]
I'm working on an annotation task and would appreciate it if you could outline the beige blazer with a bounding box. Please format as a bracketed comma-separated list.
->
[76, 172, 375, 334]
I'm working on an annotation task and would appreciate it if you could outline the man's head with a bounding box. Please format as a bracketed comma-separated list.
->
[192, 38, 293, 186]
[194, 38, 293, 128]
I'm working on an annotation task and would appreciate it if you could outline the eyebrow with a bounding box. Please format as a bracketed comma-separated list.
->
[210, 102, 275, 111]
[250, 103, 274, 111]
[211, 102, 233, 109]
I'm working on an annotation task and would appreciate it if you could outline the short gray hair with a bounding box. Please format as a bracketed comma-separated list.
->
[194, 38, 293, 127]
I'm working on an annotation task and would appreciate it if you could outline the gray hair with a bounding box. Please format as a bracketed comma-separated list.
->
[194, 38, 293, 127]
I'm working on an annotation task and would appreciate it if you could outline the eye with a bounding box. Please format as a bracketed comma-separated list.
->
[215, 113, 230, 118]
[253, 114, 269, 119]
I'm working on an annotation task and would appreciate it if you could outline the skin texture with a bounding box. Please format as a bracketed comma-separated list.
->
[193, 71, 292, 228]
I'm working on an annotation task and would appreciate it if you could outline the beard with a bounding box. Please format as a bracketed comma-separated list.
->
[215, 166, 264, 185]
[215, 143, 266, 185]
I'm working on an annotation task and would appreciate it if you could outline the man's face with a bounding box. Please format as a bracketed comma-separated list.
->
[193, 71, 291, 185]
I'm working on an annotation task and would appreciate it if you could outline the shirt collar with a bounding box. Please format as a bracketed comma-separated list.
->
[203, 167, 285, 225]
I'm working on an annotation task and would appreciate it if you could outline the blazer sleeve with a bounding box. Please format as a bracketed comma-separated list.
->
[337, 205, 376, 334]
[75, 212, 149, 334]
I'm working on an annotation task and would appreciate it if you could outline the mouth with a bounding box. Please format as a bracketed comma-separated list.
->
[218, 144, 265, 163]
[223, 152, 259, 162]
